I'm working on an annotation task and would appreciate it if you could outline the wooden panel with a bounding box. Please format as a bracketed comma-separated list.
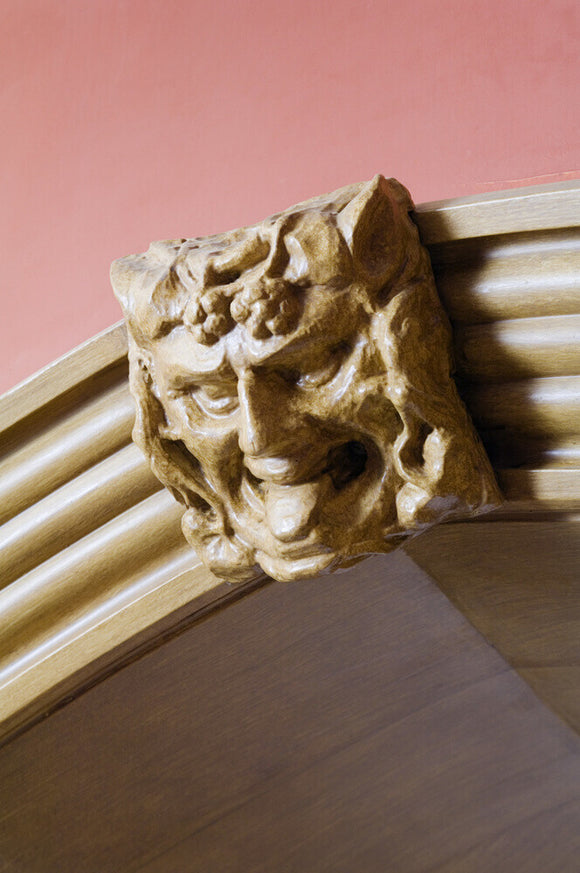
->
[0, 552, 579, 872]
[467, 376, 580, 434]
[405, 520, 580, 732]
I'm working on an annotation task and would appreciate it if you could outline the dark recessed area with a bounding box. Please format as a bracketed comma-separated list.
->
[326, 440, 368, 490]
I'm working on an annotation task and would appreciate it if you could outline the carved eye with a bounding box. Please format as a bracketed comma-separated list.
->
[276, 367, 301, 386]
[213, 268, 241, 286]
[190, 383, 239, 417]
[298, 342, 350, 389]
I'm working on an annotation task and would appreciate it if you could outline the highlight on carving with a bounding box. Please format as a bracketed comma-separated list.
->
[111, 175, 502, 582]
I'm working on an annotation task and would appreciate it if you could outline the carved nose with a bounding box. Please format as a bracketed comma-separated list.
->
[237, 374, 272, 457]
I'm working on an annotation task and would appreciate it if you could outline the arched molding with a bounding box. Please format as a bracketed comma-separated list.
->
[0, 180, 578, 743]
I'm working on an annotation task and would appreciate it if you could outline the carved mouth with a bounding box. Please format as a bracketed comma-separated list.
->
[238, 439, 373, 552]
[243, 439, 369, 492]
[324, 440, 368, 490]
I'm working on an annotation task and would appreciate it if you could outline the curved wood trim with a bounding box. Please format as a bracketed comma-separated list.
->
[415, 179, 580, 243]
[0, 321, 128, 434]
[1, 180, 579, 744]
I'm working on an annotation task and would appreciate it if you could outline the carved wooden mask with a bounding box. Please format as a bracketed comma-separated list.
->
[111, 175, 501, 582]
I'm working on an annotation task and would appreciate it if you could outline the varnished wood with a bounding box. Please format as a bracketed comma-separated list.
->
[468, 376, 580, 433]
[0, 181, 579, 744]
[0, 443, 160, 587]
[415, 179, 580, 243]
[405, 520, 580, 733]
[496, 467, 580, 510]
[432, 231, 580, 322]
[0, 380, 134, 525]
[0, 493, 210, 738]
[0, 321, 127, 434]
[456, 314, 580, 381]
[112, 175, 501, 583]
[428, 220, 580, 510]
[0, 553, 579, 871]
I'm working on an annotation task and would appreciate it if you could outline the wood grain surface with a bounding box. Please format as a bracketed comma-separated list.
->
[0, 181, 578, 747]
[415, 180, 580, 243]
[405, 520, 580, 733]
[1, 551, 579, 872]
[428, 222, 580, 511]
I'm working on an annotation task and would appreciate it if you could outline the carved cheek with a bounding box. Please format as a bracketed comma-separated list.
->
[316, 379, 403, 467]
[355, 388, 404, 440]
[162, 396, 241, 462]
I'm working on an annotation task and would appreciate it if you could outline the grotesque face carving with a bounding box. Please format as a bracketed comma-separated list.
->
[112, 176, 501, 582]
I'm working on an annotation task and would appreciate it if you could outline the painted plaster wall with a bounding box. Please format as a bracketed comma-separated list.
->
[1, 0, 578, 394]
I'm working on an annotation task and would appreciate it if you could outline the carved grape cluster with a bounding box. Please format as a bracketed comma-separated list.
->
[230, 278, 300, 340]
[184, 287, 234, 345]
[184, 277, 301, 345]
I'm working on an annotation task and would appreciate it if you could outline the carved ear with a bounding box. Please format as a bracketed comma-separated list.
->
[110, 256, 136, 313]
[111, 249, 187, 341]
[110, 255, 156, 338]
[337, 174, 412, 287]
[284, 213, 352, 286]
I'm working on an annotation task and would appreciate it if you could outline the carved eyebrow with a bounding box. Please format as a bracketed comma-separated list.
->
[168, 365, 237, 390]
[257, 334, 349, 370]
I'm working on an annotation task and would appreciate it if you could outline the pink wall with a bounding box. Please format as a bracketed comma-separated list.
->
[1, 0, 578, 395]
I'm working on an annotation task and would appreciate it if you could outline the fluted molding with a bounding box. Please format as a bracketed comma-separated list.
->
[0, 180, 578, 743]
